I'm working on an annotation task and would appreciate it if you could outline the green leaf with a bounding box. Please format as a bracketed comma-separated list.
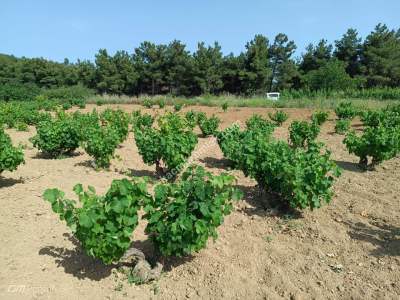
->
[78, 212, 92, 228]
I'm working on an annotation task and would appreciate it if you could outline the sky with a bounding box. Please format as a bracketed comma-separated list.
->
[1, 0, 399, 62]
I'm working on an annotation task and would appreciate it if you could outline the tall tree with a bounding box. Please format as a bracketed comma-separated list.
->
[304, 59, 356, 91]
[193, 42, 223, 95]
[221, 53, 246, 94]
[76, 59, 96, 89]
[300, 39, 333, 73]
[243, 34, 271, 94]
[361, 23, 400, 87]
[334, 28, 362, 77]
[164, 40, 192, 95]
[133, 42, 167, 95]
[112, 51, 138, 95]
[268, 33, 297, 91]
[94, 49, 118, 94]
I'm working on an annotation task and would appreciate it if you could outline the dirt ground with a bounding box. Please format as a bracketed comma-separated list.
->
[0, 104, 399, 300]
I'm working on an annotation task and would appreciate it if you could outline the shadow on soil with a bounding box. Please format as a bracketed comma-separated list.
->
[122, 239, 194, 272]
[334, 160, 365, 173]
[74, 160, 95, 168]
[39, 234, 113, 281]
[118, 168, 158, 179]
[0, 176, 24, 188]
[199, 157, 232, 170]
[32, 151, 81, 160]
[39, 233, 194, 280]
[235, 184, 302, 220]
[346, 220, 400, 257]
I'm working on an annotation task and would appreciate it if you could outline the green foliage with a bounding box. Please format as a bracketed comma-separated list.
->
[344, 114, 400, 168]
[158, 99, 165, 109]
[217, 124, 340, 210]
[15, 122, 28, 132]
[174, 103, 183, 112]
[82, 125, 120, 168]
[132, 112, 154, 129]
[43, 178, 148, 264]
[311, 111, 329, 125]
[71, 110, 100, 141]
[362, 24, 400, 87]
[247, 141, 341, 210]
[268, 110, 289, 126]
[0, 83, 41, 101]
[360, 109, 400, 128]
[62, 102, 72, 110]
[335, 119, 351, 134]
[144, 166, 242, 256]
[0, 101, 52, 129]
[134, 113, 198, 177]
[222, 102, 228, 112]
[0, 128, 25, 174]
[100, 109, 130, 143]
[335, 102, 357, 120]
[1, 24, 400, 98]
[30, 113, 80, 157]
[42, 85, 93, 101]
[303, 59, 357, 91]
[184, 110, 198, 129]
[217, 117, 276, 170]
[289, 120, 320, 148]
[246, 114, 276, 134]
[143, 99, 153, 108]
[197, 114, 221, 136]
[216, 124, 246, 168]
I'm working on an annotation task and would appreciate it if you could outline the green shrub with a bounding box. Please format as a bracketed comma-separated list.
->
[335, 119, 351, 134]
[343, 125, 400, 169]
[100, 109, 130, 143]
[311, 111, 329, 125]
[0, 83, 41, 101]
[268, 110, 289, 126]
[289, 120, 320, 148]
[15, 122, 28, 132]
[245, 114, 276, 135]
[30, 114, 80, 157]
[245, 141, 340, 210]
[82, 125, 120, 168]
[71, 110, 100, 141]
[217, 126, 340, 210]
[134, 113, 198, 178]
[198, 114, 221, 137]
[144, 165, 242, 256]
[184, 110, 198, 129]
[335, 102, 357, 120]
[132, 111, 154, 129]
[222, 102, 228, 112]
[361, 109, 400, 128]
[62, 102, 72, 110]
[216, 124, 246, 168]
[174, 103, 183, 112]
[0, 128, 25, 174]
[143, 99, 153, 108]
[43, 178, 148, 265]
[158, 99, 166, 109]
[41, 85, 93, 101]
[70, 98, 86, 109]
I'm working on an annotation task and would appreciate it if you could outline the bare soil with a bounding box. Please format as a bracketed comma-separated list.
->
[0, 104, 399, 300]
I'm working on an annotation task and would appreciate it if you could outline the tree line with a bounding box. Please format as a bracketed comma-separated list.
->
[1, 23, 399, 97]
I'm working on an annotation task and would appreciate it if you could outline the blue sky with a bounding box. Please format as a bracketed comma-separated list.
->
[1, 0, 399, 62]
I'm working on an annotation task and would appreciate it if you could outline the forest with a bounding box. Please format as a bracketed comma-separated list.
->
[1, 23, 400, 100]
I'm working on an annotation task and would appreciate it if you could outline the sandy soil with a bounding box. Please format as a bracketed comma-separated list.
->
[0, 104, 399, 300]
